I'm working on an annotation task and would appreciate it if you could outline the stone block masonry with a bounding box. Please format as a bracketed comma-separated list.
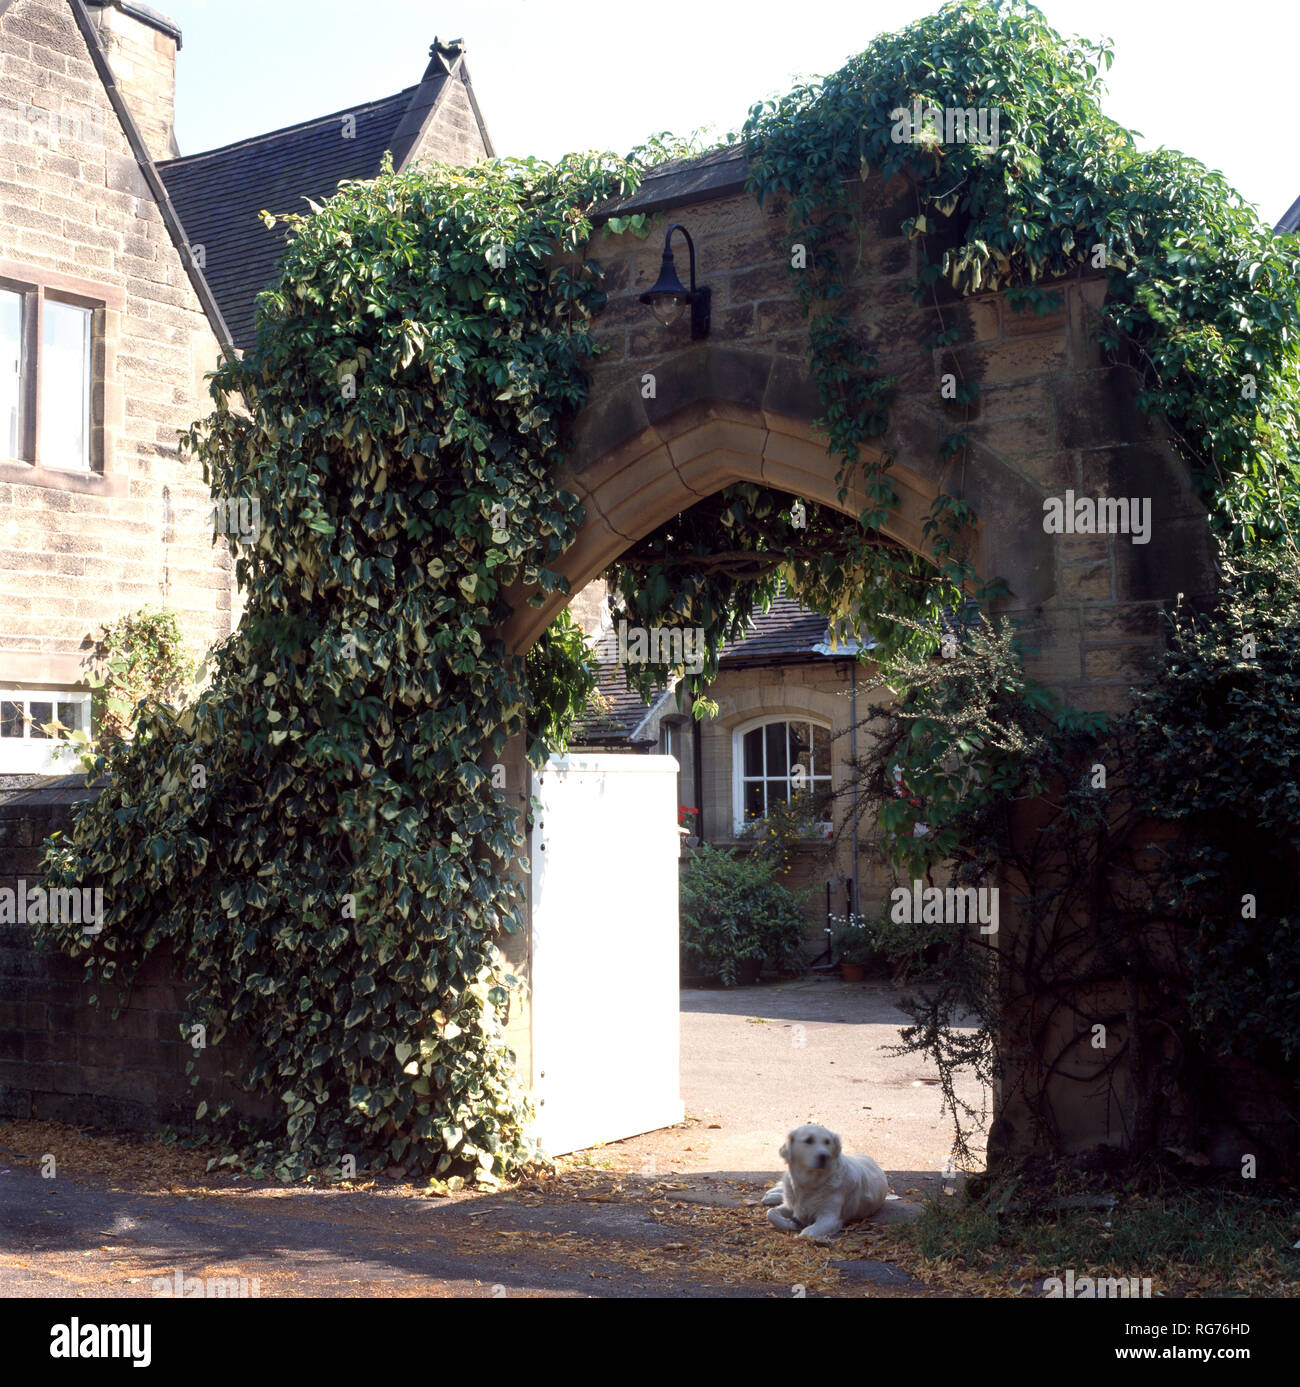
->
[0, 778, 269, 1130]
[0, 0, 235, 690]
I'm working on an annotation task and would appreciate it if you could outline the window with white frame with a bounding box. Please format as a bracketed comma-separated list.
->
[41, 298, 93, 471]
[0, 690, 91, 772]
[1, 288, 22, 461]
[732, 717, 832, 834]
[0, 279, 99, 472]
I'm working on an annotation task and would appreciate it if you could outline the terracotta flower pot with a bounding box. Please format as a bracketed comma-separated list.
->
[841, 962, 866, 982]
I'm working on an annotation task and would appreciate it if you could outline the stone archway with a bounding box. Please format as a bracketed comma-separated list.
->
[495, 164, 1220, 1161]
[503, 344, 978, 653]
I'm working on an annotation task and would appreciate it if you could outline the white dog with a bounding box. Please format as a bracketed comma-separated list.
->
[761, 1123, 890, 1239]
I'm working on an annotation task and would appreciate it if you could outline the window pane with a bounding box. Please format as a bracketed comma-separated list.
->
[743, 780, 766, 821]
[808, 722, 824, 772]
[789, 722, 813, 775]
[743, 727, 763, 778]
[0, 700, 23, 737]
[764, 721, 788, 777]
[57, 699, 86, 734]
[768, 775, 793, 810]
[41, 299, 92, 470]
[28, 700, 52, 737]
[0, 289, 21, 460]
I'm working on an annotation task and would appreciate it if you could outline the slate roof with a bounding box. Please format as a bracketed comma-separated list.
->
[716, 595, 840, 664]
[1276, 194, 1300, 235]
[595, 143, 750, 223]
[157, 91, 416, 350]
[570, 595, 857, 747]
[156, 42, 492, 351]
[573, 626, 678, 747]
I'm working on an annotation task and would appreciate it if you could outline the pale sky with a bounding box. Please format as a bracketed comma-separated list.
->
[167, 0, 1299, 226]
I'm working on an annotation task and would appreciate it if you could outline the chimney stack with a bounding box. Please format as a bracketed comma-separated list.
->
[83, 1, 182, 162]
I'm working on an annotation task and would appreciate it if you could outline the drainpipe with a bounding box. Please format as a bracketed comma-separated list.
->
[850, 659, 859, 919]
[692, 691, 705, 846]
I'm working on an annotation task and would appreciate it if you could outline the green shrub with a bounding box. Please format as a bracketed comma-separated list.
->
[832, 911, 883, 968]
[1129, 550, 1300, 1071]
[37, 150, 640, 1182]
[525, 607, 599, 755]
[92, 606, 195, 748]
[679, 845, 807, 985]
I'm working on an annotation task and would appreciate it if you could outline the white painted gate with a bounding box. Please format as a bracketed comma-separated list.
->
[528, 753, 684, 1156]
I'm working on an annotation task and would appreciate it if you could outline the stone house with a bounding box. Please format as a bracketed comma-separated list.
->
[0, 0, 491, 778]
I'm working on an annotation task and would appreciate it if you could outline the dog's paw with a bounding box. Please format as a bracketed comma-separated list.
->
[767, 1207, 800, 1233]
[796, 1225, 841, 1242]
[760, 1186, 785, 1207]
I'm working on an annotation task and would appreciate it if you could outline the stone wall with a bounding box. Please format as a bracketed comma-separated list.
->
[408, 72, 489, 167]
[0, 0, 233, 692]
[0, 777, 267, 1131]
[510, 165, 1217, 721]
[84, 0, 180, 162]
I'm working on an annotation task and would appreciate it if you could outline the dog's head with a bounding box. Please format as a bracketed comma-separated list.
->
[780, 1123, 842, 1174]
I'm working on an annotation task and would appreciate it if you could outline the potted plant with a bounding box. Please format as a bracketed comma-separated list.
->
[680, 845, 807, 987]
[677, 804, 700, 848]
[833, 913, 879, 981]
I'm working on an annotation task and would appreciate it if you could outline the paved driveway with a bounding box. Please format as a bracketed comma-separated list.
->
[0, 977, 988, 1300]
[592, 976, 988, 1202]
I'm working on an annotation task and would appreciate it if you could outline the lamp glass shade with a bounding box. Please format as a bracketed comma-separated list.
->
[650, 294, 689, 327]
[640, 242, 692, 328]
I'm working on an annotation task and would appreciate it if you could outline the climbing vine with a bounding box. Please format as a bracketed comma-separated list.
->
[746, 0, 1300, 545]
[613, 0, 1300, 697]
[40, 151, 641, 1180]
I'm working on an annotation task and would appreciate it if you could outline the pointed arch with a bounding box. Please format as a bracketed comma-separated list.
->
[501, 345, 984, 652]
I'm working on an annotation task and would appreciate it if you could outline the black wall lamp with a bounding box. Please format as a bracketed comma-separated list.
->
[639, 223, 711, 339]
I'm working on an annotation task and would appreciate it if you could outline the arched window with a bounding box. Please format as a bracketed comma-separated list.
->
[731, 716, 832, 835]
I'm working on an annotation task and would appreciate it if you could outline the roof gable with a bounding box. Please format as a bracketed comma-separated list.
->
[0, 0, 231, 346]
[156, 39, 493, 352]
[157, 89, 412, 350]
